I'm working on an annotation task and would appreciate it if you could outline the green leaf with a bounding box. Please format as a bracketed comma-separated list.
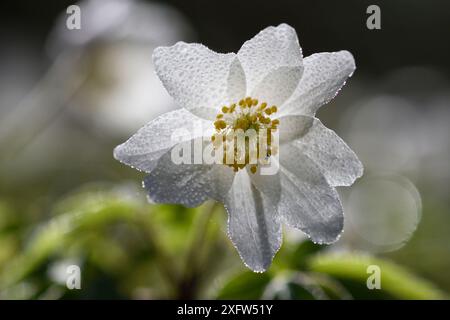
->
[216, 271, 272, 299]
[289, 241, 324, 270]
[0, 189, 142, 288]
[263, 273, 324, 300]
[263, 271, 352, 300]
[307, 252, 447, 300]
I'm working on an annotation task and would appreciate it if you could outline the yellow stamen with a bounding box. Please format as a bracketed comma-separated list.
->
[211, 96, 278, 172]
[214, 120, 226, 130]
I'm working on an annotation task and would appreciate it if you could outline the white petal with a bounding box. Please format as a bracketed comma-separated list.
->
[113, 109, 211, 172]
[251, 66, 303, 107]
[153, 42, 245, 120]
[293, 118, 363, 186]
[225, 170, 282, 272]
[277, 115, 314, 145]
[247, 164, 281, 206]
[238, 24, 303, 106]
[278, 145, 344, 244]
[143, 146, 235, 207]
[280, 51, 355, 117]
[227, 58, 247, 104]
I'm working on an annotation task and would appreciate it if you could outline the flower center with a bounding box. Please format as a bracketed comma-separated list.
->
[211, 97, 279, 173]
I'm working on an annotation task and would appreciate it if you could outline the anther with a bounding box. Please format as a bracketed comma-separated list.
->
[212, 96, 279, 172]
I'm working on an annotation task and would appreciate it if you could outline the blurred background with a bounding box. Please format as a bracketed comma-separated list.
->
[0, 0, 449, 299]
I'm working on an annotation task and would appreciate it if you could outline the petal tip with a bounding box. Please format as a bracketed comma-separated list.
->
[307, 224, 344, 245]
[356, 160, 364, 179]
[225, 204, 281, 273]
[276, 22, 295, 31]
[338, 50, 356, 74]
[113, 144, 125, 162]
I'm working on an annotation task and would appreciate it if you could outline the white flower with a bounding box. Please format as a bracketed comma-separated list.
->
[114, 24, 363, 272]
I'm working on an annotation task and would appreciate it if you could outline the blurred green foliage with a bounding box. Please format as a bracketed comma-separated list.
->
[0, 184, 446, 299]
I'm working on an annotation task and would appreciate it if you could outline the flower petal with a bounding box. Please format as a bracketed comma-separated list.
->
[292, 118, 363, 186]
[238, 24, 303, 106]
[251, 66, 303, 108]
[113, 109, 211, 172]
[153, 42, 245, 120]
[278, 144, 344, 244]
[277, 115, 314, 145]
[227, 58, 247, 105]
[247, 164, 281, 206]
[143, 143, 235, 207]
[225, 170, 282, 272]
[280, 51, 355, 117]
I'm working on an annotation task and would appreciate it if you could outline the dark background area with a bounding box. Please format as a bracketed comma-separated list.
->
[1, 0, 450, 76]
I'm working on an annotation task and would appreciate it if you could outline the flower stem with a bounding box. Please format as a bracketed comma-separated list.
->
[177, 201, 222, 299]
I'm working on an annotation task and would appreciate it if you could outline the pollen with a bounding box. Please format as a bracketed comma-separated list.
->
[214, 119, 227, 130]
[210, 97, 279, 173]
